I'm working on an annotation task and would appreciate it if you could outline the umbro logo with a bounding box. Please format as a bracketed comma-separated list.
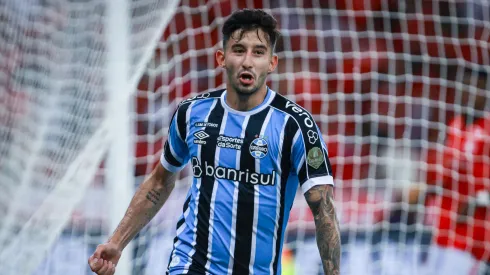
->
[194, 130, 209, 145]
[194, 130, 209, 140]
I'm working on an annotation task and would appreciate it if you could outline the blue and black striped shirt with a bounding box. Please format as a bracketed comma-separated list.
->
[161, 87, 334, 275]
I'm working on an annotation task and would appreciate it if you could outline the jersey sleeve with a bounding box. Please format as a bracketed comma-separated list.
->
[291, 123, 334, 194]
[160, 104, 190, 173]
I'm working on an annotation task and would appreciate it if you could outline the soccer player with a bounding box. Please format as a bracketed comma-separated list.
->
[412, 68, 490, 274]
[88, 9, 340, 275]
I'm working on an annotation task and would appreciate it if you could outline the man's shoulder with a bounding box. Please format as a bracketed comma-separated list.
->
[270, 92, 316, 130]
[178, 89, 225, 108]
[169, 89, 224, 125]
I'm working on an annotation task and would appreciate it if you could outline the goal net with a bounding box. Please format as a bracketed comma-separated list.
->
[0, 0, 179, 274]
[2, 0, 490, 274]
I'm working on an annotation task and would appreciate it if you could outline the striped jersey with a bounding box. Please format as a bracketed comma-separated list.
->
[161, 88, 334, 275]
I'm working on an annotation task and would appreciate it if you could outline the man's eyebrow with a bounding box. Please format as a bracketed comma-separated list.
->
[254, 44, 268, 50]
[230, 42, 268, 50]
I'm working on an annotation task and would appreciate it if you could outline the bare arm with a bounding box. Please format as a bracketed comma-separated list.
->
[305, 185, 341, 275]
[108, 163, 178, 251]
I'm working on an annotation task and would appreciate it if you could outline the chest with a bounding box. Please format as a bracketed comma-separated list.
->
[186, 111, 284, 175]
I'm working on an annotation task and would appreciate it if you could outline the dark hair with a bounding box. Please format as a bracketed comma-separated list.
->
[222, 9, 281, 53]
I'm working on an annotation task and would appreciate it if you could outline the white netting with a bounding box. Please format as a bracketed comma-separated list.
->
[2, 0, 490, 274]
[0, 1, 110, 273]
[0, 0, 178, 274]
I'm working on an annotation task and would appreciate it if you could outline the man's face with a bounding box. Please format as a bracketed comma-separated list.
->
[216, 28, 278, 96]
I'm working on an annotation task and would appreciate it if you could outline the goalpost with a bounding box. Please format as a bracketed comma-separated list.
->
[1, 0, 488, 275]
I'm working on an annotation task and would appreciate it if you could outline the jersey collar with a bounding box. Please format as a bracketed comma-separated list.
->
[220, 87, 276, 116]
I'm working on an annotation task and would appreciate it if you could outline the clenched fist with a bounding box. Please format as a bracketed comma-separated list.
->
[88, 242, 122, 275]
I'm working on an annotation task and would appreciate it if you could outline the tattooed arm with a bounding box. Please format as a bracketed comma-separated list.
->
[89, 163, 178, 274]
[107, 163, 178, 250]
[305, 185, 341, 275]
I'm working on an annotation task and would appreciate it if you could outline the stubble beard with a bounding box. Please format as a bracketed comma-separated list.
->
[228, 70, 267, 99]
[234, 82, 259, 98]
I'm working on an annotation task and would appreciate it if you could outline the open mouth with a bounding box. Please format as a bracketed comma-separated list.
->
[239, 72, 254, 85]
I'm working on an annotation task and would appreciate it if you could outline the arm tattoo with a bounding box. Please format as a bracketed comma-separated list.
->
[305, 185, 341, 275]
[145, 189, 161, 206]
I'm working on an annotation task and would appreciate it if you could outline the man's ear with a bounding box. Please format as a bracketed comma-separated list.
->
[268, 54, 278, 73]
[216, 50, 225, 68]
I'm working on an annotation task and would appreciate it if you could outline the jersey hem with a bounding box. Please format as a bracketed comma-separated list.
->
[168, 268, 211, 275]
[301, 175, 334, 194]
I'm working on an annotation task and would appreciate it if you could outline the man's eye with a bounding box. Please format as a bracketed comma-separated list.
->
[234, 49, 244, 53]
[255, 50, 265, 55]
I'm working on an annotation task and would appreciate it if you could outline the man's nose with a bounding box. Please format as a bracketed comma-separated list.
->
[242, 51, 253, 68]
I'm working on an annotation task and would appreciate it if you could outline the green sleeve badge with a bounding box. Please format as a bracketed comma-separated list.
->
[307, 147, 324, 169]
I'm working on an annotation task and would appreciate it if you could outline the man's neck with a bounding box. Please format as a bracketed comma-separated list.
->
[225, 85, 268, 112]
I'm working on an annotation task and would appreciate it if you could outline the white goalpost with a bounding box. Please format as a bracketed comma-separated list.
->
[1, 0, 489, 275]
[105, 0, 132, 274]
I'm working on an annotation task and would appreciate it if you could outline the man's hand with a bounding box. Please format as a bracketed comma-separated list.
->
[88, 242, 122, 275]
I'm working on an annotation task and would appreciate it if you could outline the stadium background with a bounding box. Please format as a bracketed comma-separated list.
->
[1, 0, 489, 274]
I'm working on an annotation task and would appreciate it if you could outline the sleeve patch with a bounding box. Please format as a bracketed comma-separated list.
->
[306, 146, 324, 169]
